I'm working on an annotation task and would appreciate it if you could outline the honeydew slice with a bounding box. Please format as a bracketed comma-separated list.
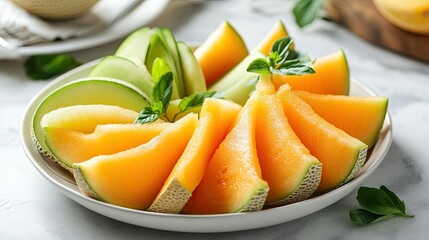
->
[73, 114, 198, 210]
[148, 98, 242, 213]
[277, 85, 368, 192]
[32, 78, 149, 156]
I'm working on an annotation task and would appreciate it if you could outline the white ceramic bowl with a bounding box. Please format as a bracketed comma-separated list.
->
[20, 60, 392, 233]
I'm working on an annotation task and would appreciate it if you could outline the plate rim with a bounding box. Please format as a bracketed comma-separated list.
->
[20, 60, 392, 233]
[13, 0, 170, 56]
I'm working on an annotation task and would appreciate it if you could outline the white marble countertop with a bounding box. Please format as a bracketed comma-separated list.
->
[1, 0, 429, 239]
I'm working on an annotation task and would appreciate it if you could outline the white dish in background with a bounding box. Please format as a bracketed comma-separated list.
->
[13, 0, 170, 56]
[20, 60, 392, 233]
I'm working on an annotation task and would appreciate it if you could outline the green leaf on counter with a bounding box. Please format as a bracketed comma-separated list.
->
[25, 54, 80, 80]
[350, 185, 414, 225]
[292, 0, 325, 28]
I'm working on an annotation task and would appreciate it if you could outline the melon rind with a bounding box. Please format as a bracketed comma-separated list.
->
[265, 163, 322, 207]
[147, 179, 192, 213]
[239, 184, 269, 212]
[343, 146, 368, 185]
[31, 77, 149, 157]
[73, 165, 101, 200]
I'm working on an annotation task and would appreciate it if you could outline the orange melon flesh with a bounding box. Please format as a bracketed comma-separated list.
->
[253, 20, 291, 55]
[44, 123, 170, 169]
[253, 77, 321, 204]
[295, 91, 388, 148]
[277, 85, 367, 192]
[73, 114, 198, 210]
[194, 21, 248, 87]
[148, 99, 242, 213]
[182, 96, 269, 214]
[272, 50, 349, 95]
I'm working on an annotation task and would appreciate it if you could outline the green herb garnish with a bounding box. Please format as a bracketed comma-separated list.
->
[350, 185, 414, 225]
[25, 54, 80, 80]
[172, 91, 222, 122]
[135, 58, 173, 124]
[292, 0, 325, 28]
[247, 37, 315, 76]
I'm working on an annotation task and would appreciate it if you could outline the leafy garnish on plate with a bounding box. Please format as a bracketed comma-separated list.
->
[25, 54, 80, 80]
[247, 37, 315, 77]
[135, 58, 173, 124]
[350, 185, 414, 225]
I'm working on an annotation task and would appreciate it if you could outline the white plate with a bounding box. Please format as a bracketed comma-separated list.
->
[14, 0, 170, 56]
[20, 60, 392, 233]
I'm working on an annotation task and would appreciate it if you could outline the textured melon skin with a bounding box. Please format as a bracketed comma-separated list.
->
[277, 85, 368, 192]
[265, 164, 322, 207]
[32, 77, 149, 157]
[73, 114, 198, 210]
[148, 99, 242, 213]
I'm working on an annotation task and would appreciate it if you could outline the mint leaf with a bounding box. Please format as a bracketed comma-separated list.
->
[25, 54, 80, 80]
[135, 107, 160, 124]
[349, 209, 395, 225]
[356, 186, 404, 216]
[152, 57, 171, 85]
[248, 37, 315, 77]
[292, 0, 325, 28]
[380, 185, 406, 213]
[350, 186, 414, 225]
[178, 91, 220, 113]
[136, 58, 174, 124]
[247, 59, 270, 75]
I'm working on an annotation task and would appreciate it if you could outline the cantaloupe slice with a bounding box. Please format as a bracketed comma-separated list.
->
[194, 21, 248, 87]
[277, 85, 368, 192]
[73, 114, 198, 210]
[32, 78, 149, 155]
[182, 96, 269, 214]
[272, 50, 349, 95]
[148, 99, 242, 213]
[295, 91, 388, 148]
[40, 104, 140, 170]
[253, 76, 321, 206]
[44, 123, 170, 170]
[253, 20, 291, 55]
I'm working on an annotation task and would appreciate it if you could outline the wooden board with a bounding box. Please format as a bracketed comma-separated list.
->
[325, 0, 429, 62]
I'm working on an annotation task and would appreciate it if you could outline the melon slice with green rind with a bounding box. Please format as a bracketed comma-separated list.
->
[295, 91, 388, 148]
[182, 96, 269, 214]
[148, 98, 242, 213]
[44, 122, 170, 170]
[73, 114, 198, 210]
[277, 85, 368, 192]
[254, 76, 322, 206]
[32, 78, 149, 158]
[272, 50, 350, 95]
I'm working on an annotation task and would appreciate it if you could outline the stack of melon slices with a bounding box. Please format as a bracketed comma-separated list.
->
[31, 21, 388, 214]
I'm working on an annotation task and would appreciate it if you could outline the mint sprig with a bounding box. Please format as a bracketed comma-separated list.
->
[350, 186, 414, 225]
[172, 90, 222, 122]
[247, 37, 315, 76]
[135, 58, 173, 124]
